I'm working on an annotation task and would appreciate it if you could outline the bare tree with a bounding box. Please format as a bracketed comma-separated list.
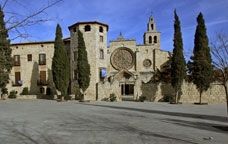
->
[0, 0, 63, 40]
[211, 33, 228, 115]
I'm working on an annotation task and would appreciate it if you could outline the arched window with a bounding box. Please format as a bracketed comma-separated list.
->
[84, 25, 91, 32]
[99, 49, 104, 59]
[99, 26, 103, 33]
[154, 36, 157, 43]
[149, 36, 152, 44]
[151, 24, 154, 30]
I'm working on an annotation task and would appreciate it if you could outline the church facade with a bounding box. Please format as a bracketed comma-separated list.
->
[67, 16, 169, 100]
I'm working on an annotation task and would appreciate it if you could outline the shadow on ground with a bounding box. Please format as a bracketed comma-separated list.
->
[79, 103, 228, 123]
[160, 118, 228, 134]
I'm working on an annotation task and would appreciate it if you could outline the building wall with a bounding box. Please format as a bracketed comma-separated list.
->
[7, 43, 55, 95]
[140, 81, 226, 104]
[69, 23, 108, 100]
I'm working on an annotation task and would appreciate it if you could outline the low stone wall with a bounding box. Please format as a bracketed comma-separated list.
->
[141, 81, 226, 104]
[7, 95, 38, 99]
[98, 80, 226, 104]
[180, 82, 226, 104]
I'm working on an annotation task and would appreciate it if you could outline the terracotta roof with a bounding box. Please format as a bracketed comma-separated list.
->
[10, 38, 71, 46]
[10, 41, 54, 46]
[68, 21, 109, 31]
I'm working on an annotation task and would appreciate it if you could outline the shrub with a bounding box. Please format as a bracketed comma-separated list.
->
[40, 87, 45, 94]
[46, 87, 53, 96]
[101, 97, 109, 101]
[75, 92, 83, 101]
[43, 87, 54, 100]
[139, 95, 146, 102]
[74, 85, 82, 100]
[110, 93, 116, 102]
[21, 87, 29, 95]
[64, 95, 72, 100]
[8, 90, 17, 99]
[2, 88, 8, 95]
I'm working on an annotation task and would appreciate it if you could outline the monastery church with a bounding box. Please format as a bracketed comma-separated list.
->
[7, 16, 226, 102]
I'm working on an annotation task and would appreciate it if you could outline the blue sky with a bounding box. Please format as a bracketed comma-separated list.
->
[3, 0, 228, 57]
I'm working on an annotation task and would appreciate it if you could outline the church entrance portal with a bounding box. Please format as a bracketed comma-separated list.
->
[121, 84, 134, 101]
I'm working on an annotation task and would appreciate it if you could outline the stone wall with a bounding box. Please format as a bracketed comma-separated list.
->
[141, 81, 226, 104]
[97, 80, 122, 101]
[69, 23, 108, 101]
[7, 43, 55, 95]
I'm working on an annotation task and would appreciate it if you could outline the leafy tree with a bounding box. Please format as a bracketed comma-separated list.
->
[77, 30, 90, 97]
[0, 7, 12, 97]
[171, 10, 186, 103]
[188, 12, 213, 104]
[52, 24, 70, 97]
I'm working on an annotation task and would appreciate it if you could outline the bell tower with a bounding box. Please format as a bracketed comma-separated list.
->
[144, 16, 160, 47]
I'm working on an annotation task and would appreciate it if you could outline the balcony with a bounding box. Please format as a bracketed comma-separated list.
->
[39, 60, 46, 65]
[12, 81, 22, 87]
[37, 79, 49, 86]
[14, 61, 20, 66]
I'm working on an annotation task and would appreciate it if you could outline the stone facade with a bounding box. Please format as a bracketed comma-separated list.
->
[68, 22, 108, 100]
[6, 16, 226, 103]
[96, 16, 170, 101]
[140, 81, 226, 104]
[7, 42, 55, 95]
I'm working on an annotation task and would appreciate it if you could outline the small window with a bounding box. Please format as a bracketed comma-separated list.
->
[99, 49, 104, 59]
[85, 25, 91, 32]
[99, 26, 103, 33]
[14, 55, 20, 66]
[154, 36, 157, 43]
[99, 68, 107, 81]
[100, 35, 104, 42]
[27, 54, 32, 61]
[39, 54, 46, 65]
[149, 36, 152, 44]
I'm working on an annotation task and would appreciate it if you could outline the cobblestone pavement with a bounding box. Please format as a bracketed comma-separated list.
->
[0, 100, 227, 144]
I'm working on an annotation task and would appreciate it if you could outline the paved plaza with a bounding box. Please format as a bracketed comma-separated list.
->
[0, 100, 227, 144]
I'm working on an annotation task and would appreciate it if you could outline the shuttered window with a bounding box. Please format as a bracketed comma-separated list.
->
[40, 71, 46, 82]
[27, 54, 32, 61]
[39, 54, 46, 65]
[14, 55, 20, 66]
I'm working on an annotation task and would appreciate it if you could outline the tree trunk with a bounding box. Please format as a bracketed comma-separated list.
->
[175, 91, 178, 104]
[61, 95, 64, 101]
[199, 91, 202, 104]
[224, 83, 228, 116]
[0, 88, 2, 99]
[80, 88, 84, 101]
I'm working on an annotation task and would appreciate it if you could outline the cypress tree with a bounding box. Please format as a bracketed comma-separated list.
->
[188, 12, 213, 104]
[0, 7, 12, 95]
[77, 30, 90, 96]
[52, 24, 70, 97]
[171, 10, 186, 103]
